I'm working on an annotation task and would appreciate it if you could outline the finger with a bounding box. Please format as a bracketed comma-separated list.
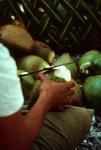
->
[36, 72, 49, 82]
[65, 81, 75, 88]
[51, 105, 66, 111]
[59, 99, 71, 105]
[55, 105, 66, 111]
[66, 89, 75, 96]
[54, 105, 69, 111]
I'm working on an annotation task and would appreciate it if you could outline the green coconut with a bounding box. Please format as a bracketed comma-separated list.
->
[46, 65, 71, 82]
[28, 66, 82, 108]
[92, 53, 101, 74]
[28, 66, 71, 108]
[33, 40, 55, 64]
[78, 50, 101, 75]
[17, 55, 50, 79]
[53, 53, 78, 79]
[69, 79, 82, 106]
[18, 69, 35, 101]
[83, 75, 101, 110]
[28, 79, 41, 108]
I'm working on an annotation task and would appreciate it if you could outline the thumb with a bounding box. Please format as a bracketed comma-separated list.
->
[36, 72, 48, 82]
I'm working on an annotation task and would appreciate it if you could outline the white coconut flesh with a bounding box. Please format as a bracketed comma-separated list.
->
[53, 65, 71, 81]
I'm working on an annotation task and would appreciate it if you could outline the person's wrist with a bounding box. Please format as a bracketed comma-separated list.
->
[38, 91, 53, 109]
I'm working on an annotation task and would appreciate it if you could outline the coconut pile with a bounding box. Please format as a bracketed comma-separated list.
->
[0, 23, 101, 113]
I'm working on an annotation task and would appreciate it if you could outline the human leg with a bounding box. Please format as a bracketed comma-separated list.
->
[32, 106, 94, 150]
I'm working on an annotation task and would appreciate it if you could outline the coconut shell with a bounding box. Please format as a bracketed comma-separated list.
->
[18, 69, 35, 102]
[0, 24, 34, 54]
[17, 55, 50, 76]
[69, 79, 82, 106]
[53, 53, 78, 79]
[33, 40, 55, 64]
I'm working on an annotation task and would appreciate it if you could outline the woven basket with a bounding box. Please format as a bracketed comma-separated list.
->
[1, 0, 101, 54]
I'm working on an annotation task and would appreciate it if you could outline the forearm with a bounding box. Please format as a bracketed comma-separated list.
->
[0, 93, 51, 150]
[24, 93, 51, 142]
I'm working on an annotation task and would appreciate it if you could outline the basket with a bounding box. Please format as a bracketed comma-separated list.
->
[1, 0, 101, 55]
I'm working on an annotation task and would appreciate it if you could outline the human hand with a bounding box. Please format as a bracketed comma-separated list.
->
[36, 73, 75, 109]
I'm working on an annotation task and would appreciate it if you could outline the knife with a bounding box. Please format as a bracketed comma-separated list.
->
[18, 62, 73, 77]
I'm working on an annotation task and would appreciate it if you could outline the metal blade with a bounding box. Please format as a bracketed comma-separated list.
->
[18, 62, 73, 77]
